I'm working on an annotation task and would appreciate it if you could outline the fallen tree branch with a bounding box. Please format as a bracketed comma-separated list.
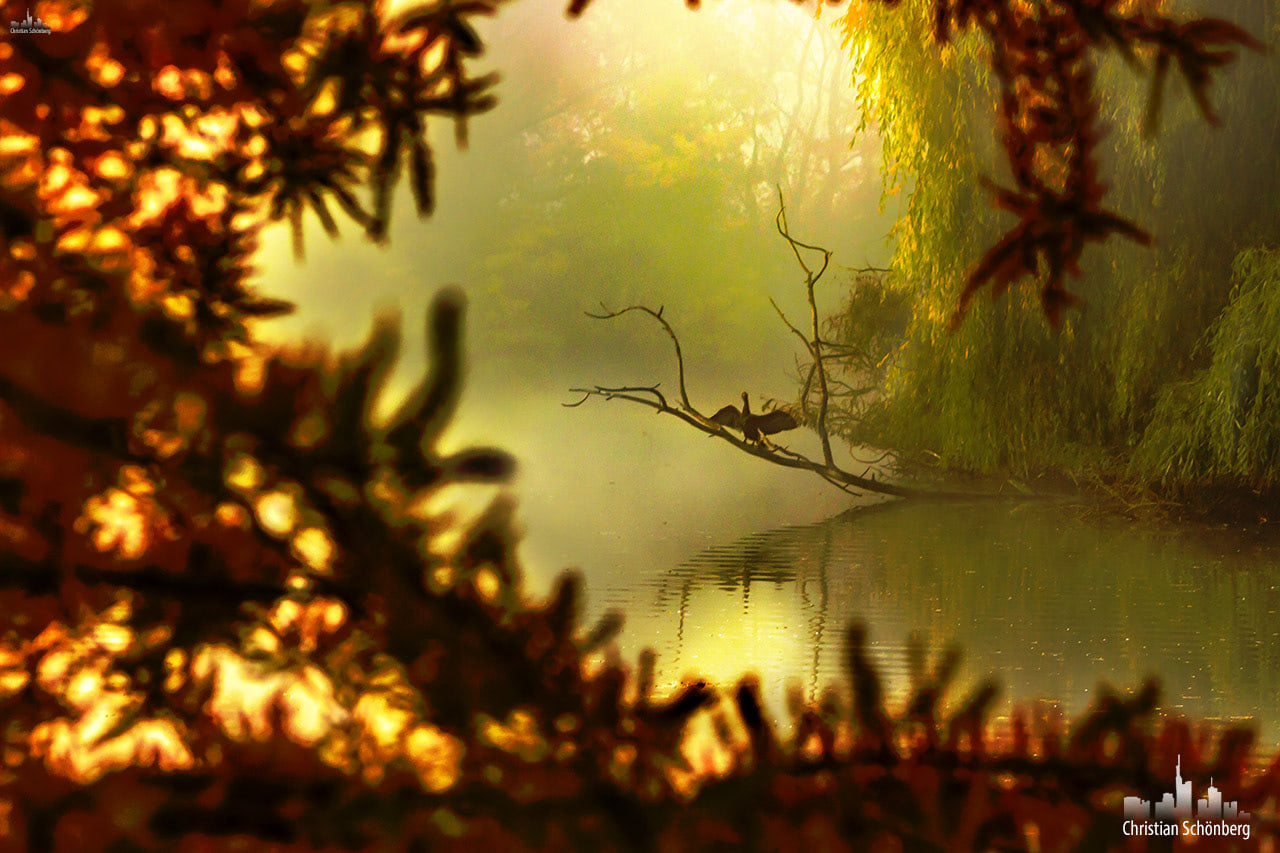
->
[566, 380, 946, 498]
[568, 347, 995, 502]
[569, 194, 1015, 502]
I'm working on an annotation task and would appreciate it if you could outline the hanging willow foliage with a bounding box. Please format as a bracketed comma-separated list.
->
[572, 0, 1262, 325]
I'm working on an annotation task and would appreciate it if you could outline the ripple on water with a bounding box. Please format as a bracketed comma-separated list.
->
[598, 499, 1280, 746]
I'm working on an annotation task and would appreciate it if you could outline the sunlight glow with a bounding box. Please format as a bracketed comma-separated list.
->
[405, 724, 464, 792]
[34, 0, 89, 33]
[192, 644, 348, 745]
[255, 490, 300, 537]
[76, 488, 149, 560]
[224, 452, 265, 492]
[291, 526, 336, 574]
[0, 644, 28, 698]
[86, 50, 125, 88]
[153, 65, 184, 100]
[31, 712, 195, 784]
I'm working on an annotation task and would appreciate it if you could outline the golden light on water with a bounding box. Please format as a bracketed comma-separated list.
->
[647, 584, 810, 700]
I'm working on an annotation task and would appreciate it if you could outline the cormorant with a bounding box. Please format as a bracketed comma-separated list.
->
[710, 391, 798, 442]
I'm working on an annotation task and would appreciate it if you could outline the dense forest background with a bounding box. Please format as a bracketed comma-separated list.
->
[260, 0, 1280, 512]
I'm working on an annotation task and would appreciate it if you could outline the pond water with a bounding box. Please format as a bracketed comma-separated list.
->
[600, 498, 1280, 747]
[436, 390, 1280, 752]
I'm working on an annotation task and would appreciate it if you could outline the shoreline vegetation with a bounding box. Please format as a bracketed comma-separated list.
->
[574, 219, 1280, 524]
[829, 2, 1280, 522]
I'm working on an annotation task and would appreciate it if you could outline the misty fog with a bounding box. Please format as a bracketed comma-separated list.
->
[243, 0, 1280, 735]
[253, 0, 893, 598]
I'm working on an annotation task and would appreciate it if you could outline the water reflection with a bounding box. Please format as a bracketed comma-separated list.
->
[601, 499, 1280, 745]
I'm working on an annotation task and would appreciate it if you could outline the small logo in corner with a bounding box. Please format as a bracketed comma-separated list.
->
[10, 7, 52, 35]
[1123, 754, 1253, 841]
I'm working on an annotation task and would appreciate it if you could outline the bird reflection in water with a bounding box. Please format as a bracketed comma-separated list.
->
[651, 524, 828, 697]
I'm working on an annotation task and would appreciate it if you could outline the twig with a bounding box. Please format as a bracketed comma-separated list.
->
[585, 305, 694, 412]
[768, 297, 811, 352]
[850, 448, 896, 467]
[776, 188, 834, 467]
[571, 196, 1004, 503]
[565, 384, 669, 411]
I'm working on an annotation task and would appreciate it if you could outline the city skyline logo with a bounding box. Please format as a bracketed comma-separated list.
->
[10, 7, 51, 35]
[1123, 755, 1252, 841]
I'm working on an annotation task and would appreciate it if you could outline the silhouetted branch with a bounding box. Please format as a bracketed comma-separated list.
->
[767, 297, 810, 351]
[571, 191, 1003, 501]
[565, 384, 669, 411]
[776, 189, 835, 467]
[573, 288, 993, 501]
[568, 378, 947, 498]
[585, 304, 694, 411]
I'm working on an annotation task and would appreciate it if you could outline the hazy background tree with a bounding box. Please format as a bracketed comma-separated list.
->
[259, 0, 895, 387]
[253, 0, 888, 587]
